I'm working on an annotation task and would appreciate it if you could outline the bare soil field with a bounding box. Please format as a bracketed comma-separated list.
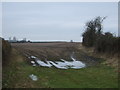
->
[11, 42, 101, 66]
[11, 42, 80, 61]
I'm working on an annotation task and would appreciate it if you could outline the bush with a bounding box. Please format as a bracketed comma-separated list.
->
[94, 32, 119, 54]
[2, 38, 11, 65]
[82, 17, 119, 55]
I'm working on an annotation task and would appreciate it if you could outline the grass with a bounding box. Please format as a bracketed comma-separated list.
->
[2, 49, 118, 88]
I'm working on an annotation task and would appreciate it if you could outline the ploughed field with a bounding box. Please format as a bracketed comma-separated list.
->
[12, 42, 87, 69]
[3, 42, 118, 88]
[11, 42, 101, 68]
[12, 42, 80, 61]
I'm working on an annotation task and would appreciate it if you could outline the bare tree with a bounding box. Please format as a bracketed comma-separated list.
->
[82, 16, 106, 47]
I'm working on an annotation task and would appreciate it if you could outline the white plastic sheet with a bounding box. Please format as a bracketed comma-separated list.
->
[36, 59, 52, 67]
[29, 55, 86, 69]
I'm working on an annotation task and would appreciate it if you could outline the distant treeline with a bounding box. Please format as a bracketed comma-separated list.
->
[82, 16, 120, 55]
[10, 41, 68, 43]
[29, 41, 68, 43]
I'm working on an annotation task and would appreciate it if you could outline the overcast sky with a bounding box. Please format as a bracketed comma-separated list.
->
[2, 2, 118, 42]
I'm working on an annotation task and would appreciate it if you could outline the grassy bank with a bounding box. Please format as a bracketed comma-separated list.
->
[78, 44, 119, 70]
[2, 48, 118, 88]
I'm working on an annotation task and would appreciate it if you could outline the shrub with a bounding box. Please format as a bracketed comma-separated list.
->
[2, 38, 11, 65]
[94, 32, 119, 54]
[82, 17, 119, 55]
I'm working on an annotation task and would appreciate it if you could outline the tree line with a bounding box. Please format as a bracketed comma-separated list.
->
[82, 16, 120, 55]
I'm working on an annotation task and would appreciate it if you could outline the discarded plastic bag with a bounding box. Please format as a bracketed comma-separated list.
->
[29, 74, 38, 81]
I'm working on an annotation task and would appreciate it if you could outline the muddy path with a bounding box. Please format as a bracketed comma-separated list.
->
[11, 42, 101, 67]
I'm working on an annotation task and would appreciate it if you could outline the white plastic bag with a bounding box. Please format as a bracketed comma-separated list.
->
[29, 74, 38, 81]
